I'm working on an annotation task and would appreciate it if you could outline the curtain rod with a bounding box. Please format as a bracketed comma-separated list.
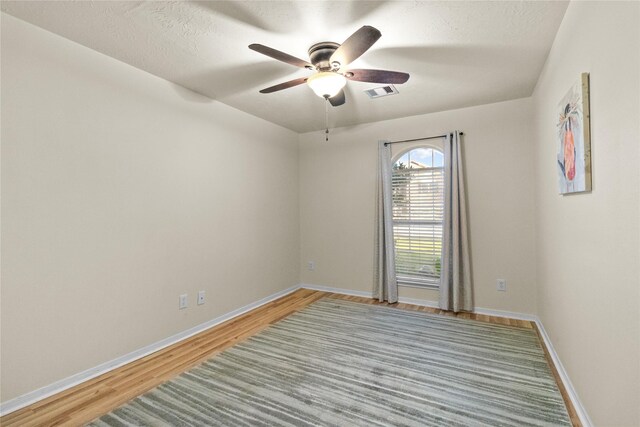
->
[384, 132, 464, 146]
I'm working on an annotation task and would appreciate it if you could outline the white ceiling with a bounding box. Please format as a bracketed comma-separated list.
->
[1, 1, 568, 133]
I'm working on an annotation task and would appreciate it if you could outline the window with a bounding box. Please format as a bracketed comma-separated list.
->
[392, 147, 444, 287]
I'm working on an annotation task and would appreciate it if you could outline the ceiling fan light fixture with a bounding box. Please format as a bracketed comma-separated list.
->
[307, 72, 347, 98]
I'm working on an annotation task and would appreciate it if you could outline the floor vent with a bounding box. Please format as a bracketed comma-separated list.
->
[365, 85, 399, 98]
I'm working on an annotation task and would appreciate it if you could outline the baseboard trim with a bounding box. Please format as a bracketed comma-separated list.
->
[300, 283, 590, 426]
[473, 306, 537, 322]
[300, 284, 537, 320]
[300, 283, 373, 298]
[0, 285, 300, 416]
[397, 295, 440, 308]
[299, 284, 439, 309]
[533, 317, 593, 427]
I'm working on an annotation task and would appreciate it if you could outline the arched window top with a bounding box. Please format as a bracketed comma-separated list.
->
[393, 147, 444, 170]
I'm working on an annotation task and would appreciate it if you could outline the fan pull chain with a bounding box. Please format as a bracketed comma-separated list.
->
[325, 97, 329, 142]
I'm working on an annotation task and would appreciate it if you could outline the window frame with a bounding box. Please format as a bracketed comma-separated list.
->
[390, 143, 445, 290]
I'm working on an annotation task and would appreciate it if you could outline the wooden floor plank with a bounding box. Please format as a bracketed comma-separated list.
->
[1, 289, 579, 427]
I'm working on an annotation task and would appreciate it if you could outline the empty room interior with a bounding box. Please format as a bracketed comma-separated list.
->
[1, 1, 639, 426]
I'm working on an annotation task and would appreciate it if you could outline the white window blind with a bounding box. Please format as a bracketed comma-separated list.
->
[391, 155, 444, 287]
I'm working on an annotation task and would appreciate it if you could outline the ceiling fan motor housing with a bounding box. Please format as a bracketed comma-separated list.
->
[308, 42, 340, 71]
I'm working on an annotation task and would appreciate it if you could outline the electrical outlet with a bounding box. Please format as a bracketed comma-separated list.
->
[307, 261, 315, 271]
[197, 290, 205, 305]
[179, 294, 188, 309]
[496, 279, 507, 292]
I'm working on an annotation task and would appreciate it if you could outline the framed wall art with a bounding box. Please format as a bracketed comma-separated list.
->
[557, 72, 591, 194]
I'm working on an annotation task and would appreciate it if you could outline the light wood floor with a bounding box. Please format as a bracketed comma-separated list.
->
[0, 289, 581, 426]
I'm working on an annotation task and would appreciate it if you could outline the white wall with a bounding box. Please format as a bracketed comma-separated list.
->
[299, 98, 537, 314]
[532, 2, 640, 426]
[0, 14, 300, 401]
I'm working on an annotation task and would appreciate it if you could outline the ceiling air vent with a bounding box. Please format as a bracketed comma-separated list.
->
[365, 85, 399, 99]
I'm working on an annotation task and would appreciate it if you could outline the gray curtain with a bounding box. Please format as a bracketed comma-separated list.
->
[439, 131, 473, 312]
[373, 140, 398, 303]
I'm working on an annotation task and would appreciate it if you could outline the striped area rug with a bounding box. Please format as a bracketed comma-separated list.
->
[90, 298, 571, 426]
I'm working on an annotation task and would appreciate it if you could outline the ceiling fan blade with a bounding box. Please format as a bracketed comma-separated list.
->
[330, 26, 382, 67]
[249, 44, 314, 69]
[329, 89, 346, 107]
[259, 77, 308, 94]
[346, 69, 410, 84]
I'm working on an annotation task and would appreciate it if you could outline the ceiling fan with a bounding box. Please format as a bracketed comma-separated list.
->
[248, 26, 410, 107]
